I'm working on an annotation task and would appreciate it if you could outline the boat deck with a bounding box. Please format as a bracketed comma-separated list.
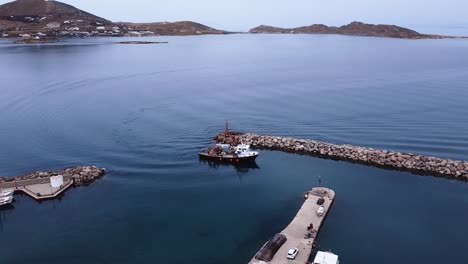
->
[249, 187, 335, 264]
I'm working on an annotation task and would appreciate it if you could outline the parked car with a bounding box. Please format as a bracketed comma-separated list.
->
[317, 206, 325, 216]
[317, 198, 325, 205]
[287, 248, 299, 259]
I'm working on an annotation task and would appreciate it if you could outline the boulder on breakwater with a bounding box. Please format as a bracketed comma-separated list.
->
[0, 166, 106, 187]
[215, 132, 468, 181]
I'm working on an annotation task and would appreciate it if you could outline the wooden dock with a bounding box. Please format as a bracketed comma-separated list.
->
[249, 187, 335, 264]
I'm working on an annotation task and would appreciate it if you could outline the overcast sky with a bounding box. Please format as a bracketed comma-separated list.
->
[1, 0, 468, 33]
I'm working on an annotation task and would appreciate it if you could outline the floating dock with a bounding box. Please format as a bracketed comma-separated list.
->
[249, 187, 335, 264]
[0, 166, 105, 201]
[215, 132, 468, 181]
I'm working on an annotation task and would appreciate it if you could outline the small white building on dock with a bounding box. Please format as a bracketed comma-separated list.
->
[313, 251, 340, 264]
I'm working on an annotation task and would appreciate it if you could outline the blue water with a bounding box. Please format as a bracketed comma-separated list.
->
[0, 34, 467, 264]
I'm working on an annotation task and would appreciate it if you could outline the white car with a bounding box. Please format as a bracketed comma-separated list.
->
[317, 206, 325, 216]
[287, 248, 299, 259]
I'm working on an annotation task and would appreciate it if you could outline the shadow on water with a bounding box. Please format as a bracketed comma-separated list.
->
[1, 42, 105, 54]
[199, 159, 259, 172]
[0, 193, 67, 232]
[199, 159, 260, 181]
[0, 204, 15, 232]
[5, 256, 112, 264]
[12, 190, 68, 204]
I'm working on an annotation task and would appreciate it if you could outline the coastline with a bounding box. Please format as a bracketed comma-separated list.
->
[3, 32, 467, 46]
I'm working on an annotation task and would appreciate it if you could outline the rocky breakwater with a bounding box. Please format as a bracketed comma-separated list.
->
[215, 132, 468, 181]
[0, 166, 106, 187]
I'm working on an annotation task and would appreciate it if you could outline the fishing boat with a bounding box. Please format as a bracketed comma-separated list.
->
[199, 143, 259, 163]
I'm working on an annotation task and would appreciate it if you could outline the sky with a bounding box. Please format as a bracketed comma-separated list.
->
[1, 0, 468, 34]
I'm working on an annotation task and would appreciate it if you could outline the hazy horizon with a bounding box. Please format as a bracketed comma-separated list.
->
[1, 0, 468, 35]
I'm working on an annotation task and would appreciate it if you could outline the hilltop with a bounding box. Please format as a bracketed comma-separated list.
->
[0, 0, 226, 40]
[249, 21, 449, 39]
[0, 0, 109, 22]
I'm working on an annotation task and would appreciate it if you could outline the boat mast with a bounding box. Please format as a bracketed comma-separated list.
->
[225, 120, 229, 135]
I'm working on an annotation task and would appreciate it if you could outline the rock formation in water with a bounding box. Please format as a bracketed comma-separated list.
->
[0, 166, 106, 187]
[215, 132, 468, 181]
[249, 21, 450, 39]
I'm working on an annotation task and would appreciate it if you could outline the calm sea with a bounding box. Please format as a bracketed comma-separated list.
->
[0, 34, 467, 264]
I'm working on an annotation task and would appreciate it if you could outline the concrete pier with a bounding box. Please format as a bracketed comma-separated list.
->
[249, 187, 335, 264]
[0, 166, 106, 201]
[215, 132, 468, 181]
[4, 176, 74, 200]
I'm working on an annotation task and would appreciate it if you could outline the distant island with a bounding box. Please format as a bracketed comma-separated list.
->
[0, 0, 463, 43]
[249, 22, 451, 39]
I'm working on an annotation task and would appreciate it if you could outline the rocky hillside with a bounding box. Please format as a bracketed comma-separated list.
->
[250, 21, 447, 39]
[116, 21, 225, 36]
[0, 0, 109, 24]
[0, 0, 226, 40]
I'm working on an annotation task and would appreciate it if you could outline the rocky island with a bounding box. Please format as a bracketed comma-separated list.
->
[249, 21, 453, 39]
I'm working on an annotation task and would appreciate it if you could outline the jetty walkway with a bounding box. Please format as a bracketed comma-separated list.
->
[215, 132, 468, 181]
[0, 166, 105, 201]
[249, 187, 335, 264]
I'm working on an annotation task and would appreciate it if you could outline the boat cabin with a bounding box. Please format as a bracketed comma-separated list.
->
[235, 144, 251, 154]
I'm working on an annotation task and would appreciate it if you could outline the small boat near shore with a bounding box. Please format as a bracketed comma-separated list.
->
[1, 189, 14, 198]
[0, 189, 14, 207]
[0, 195, 13, 207]
[199, 143, 259, 163]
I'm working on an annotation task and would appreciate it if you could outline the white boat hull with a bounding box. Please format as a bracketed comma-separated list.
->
[0, 195, 13, 206]
[0, 189, 14, 198]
